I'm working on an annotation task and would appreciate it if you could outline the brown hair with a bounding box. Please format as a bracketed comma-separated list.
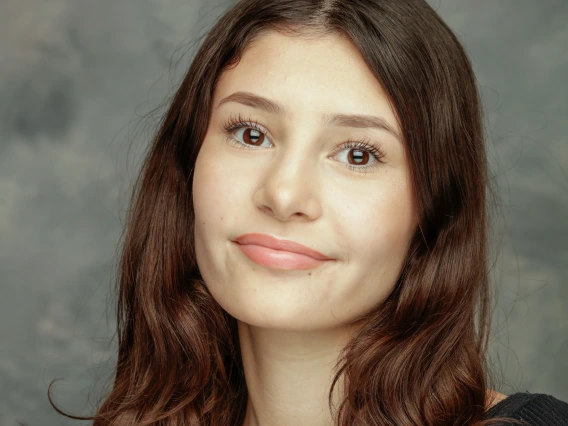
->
[45, 0, 527, 425]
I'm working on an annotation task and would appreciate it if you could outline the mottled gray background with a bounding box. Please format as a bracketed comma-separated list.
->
[1, 0, 566, 425]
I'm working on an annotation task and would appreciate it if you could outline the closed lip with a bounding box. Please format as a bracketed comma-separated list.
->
[233, 233, 334, 261]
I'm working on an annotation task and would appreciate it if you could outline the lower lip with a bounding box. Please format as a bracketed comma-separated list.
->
[234, 243, 329, 270]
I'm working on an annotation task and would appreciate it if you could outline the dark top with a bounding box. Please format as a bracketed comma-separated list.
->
[483, 391, 568, 425]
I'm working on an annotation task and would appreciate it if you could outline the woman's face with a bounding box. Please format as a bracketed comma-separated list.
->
[192, 30, 417, 331]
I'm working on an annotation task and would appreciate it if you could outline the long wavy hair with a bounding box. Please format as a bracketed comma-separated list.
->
[45, 0, 527, 425]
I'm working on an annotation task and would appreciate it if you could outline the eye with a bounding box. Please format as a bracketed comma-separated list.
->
[221, 113, 388, 173]
[333, 139, 387, 173]
[222, 113, 271, 148]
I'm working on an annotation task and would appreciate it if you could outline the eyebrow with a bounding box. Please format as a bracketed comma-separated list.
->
[217, 91, 402, 142]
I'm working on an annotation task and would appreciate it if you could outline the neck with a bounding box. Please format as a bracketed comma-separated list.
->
[238, 320, 358, 426]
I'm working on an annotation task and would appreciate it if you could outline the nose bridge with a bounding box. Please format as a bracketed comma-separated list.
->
[255, 131, 321, 221]
[273, 136, 315, 180]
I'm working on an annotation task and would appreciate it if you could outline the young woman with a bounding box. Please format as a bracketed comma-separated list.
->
[49, 0, 568, 425]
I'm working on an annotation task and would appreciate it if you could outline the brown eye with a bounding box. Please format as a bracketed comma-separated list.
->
[348, 148, 370, 165]
[333, 140, 386, 174]
[243, 128, 265, 146]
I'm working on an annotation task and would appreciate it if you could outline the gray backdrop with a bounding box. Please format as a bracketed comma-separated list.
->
[1, 1, 566, 425]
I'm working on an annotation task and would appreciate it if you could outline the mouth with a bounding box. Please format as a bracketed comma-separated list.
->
[232, 233, 334, 270]
[233, 233, 333, 260]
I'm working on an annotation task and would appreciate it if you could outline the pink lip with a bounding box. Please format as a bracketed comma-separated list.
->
[232, 233, 334, 270]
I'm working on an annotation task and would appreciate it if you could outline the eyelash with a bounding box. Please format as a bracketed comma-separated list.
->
[221, 113, 387, 174]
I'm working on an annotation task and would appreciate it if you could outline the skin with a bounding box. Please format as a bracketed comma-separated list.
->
[192, 29, 506, 426]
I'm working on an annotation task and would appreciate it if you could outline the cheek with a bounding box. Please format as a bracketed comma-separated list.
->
[332, 177, 415, 266]
[192, 142, 236, 227]
[192, 141, 238, 298]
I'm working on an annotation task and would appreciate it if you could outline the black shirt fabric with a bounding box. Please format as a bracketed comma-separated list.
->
[482, 391, 568, 425]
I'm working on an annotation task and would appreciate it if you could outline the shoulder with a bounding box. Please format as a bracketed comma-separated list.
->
[483, 391, 568, 425]
[486, 390, 508, 409]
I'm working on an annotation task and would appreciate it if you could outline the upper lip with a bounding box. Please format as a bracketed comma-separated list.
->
[233, 233, 334, 261]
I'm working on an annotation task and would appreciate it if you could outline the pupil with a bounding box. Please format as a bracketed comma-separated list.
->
[352, 149, 366, 164]
[247, 129, 261, 145]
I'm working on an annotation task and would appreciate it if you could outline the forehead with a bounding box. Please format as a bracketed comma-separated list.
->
[213, 30, 399, 131]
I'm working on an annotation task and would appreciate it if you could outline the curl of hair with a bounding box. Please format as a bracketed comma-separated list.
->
[47, 0, 527, 425]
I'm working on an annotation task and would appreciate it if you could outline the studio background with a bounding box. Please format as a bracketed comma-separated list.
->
[1, 1, 566, 425]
